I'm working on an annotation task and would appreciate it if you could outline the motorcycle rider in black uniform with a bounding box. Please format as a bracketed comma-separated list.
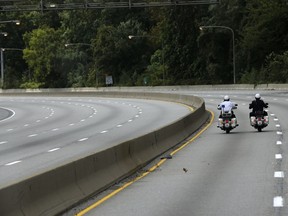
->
[249, 93, 268, 116]
[249, 93, 268, 125]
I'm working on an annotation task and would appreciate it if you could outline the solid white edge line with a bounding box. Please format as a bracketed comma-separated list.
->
[0, 107, 16, 123]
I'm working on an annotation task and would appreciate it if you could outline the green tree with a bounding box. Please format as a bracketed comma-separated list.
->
[161, 6, 202, 84]
[240, 0, 288, 74]
[91, 20, 150, 86]
[23, 27, 65, 87]
[200, 0, 247, 83]
[262, 51, 288, 83]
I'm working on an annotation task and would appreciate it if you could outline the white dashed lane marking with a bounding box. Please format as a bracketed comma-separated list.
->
[274, 196, 284, 207]
[273, 112, 284, 209]
[78, 138, 88, 142]
[48, 148, 60, 152]
[274, 172, 285, 178]
[28, 134, 38, 137]
[5, 161, 22, 166]
[0, 99, 144, 172]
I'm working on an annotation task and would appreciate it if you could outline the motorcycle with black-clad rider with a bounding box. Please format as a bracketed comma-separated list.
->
[249, 93, 269, 132]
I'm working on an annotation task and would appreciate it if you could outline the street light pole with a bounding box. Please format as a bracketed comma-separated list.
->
[200, 25, 236, 84]
[0, 49, 3, 87]
[0, 32, 8, 37]
[64, 42, 95, 86]
[128, 35, 165, 85]
[0, 21, 21, 88]
[65, 43, 91, 47]
[0, 20, 20, 25]
[0, 48, 23, 88]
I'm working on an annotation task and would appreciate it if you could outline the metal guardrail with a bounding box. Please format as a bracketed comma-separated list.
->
[0, 0, 219, 11]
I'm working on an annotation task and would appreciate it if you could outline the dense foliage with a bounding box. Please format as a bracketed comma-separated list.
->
[0, 0, 287, 88]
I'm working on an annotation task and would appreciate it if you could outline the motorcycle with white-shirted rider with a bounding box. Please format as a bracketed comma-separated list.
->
[217, 95, 239, 133]
[249, 93, 269, 132]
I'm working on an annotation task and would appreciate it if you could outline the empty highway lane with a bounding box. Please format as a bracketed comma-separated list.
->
[0, 96, 191, 188]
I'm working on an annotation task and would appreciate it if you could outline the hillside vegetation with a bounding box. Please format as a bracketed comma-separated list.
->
[0, 0, 287, 88]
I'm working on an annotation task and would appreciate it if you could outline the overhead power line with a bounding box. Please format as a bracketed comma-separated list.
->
[0, 0, 219, 12]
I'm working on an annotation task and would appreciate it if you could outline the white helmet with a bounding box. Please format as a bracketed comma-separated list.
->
[224, 95, 230, 101]
[255, 93, 261, 99]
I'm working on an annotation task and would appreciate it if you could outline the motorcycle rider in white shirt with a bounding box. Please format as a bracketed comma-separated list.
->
[217, 95, 238, 127]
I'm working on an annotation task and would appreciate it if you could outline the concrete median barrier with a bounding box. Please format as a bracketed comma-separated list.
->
[0, 90, 209, 216]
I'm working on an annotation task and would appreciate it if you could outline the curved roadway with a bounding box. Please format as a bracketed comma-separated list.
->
[70, 90, 288, 216]
[0, 96, 191, 188]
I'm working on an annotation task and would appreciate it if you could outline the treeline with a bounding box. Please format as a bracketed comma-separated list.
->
[0, 0, 287, 88]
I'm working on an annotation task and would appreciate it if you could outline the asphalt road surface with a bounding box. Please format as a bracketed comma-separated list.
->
[0, 96, 191, 188]
[68, 90, 288, 216]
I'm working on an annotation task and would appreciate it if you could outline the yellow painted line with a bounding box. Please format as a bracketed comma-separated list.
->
[76, 109, 214, 216]
[171, 110, 214, 156]
[176, 102, 194, 112]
